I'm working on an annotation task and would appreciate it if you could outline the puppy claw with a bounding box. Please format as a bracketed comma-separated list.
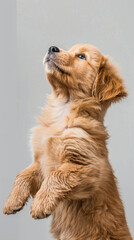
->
[30, 208, 51, 219]
[3, 204, 24, 215]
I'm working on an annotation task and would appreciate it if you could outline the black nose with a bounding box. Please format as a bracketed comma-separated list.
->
[48, 46, 60, 54]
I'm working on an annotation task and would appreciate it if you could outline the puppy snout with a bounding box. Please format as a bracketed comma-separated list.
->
[48, 46, 60, 54]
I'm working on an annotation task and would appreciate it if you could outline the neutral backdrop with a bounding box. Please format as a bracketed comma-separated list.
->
[1, 0, 134, 239]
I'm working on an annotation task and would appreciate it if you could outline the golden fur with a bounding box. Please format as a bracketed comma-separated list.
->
[4, 44, 132, 239]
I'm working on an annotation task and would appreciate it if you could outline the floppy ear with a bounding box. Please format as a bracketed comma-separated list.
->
[92, 56, 128, 103]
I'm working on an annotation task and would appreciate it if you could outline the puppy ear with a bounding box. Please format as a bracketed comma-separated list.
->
[92, 56, 128, 103]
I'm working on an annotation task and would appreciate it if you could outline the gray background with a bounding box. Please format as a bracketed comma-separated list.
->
[1, 0, 134, 239]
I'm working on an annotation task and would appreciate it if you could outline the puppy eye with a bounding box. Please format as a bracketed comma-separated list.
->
[77, 54, 86, 60]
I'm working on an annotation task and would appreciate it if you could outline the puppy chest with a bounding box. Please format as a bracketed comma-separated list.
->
[37, 103, 71, 175]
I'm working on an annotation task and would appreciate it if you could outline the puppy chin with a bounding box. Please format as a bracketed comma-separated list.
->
[45, 62, 54, 74]
[43, 54, 51, 73]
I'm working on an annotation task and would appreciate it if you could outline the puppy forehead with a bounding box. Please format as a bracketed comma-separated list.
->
[68, 44, 100, 54]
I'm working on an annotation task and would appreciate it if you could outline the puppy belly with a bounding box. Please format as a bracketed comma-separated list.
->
[51, 200, 91, 240]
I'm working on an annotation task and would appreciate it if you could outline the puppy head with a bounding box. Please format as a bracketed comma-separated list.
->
[44, 44, 127, 104]
[44, 44, 102, 97]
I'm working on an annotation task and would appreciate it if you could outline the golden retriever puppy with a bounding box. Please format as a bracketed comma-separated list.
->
[4, 44, 132, 240]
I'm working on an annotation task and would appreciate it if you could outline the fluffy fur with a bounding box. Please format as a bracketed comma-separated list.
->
[4, 44, 132, 240]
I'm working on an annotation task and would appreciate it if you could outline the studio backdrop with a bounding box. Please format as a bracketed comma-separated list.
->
[1, 0, 134, 239]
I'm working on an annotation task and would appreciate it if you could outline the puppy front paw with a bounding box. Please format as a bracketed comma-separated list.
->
[3, 193, 25, 214]
[3, 188, 28, 215]
[30, 192, 57, 219]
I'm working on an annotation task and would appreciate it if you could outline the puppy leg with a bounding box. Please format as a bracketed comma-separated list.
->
[3, 162, 42, 214]
[30, 162, 100, 219]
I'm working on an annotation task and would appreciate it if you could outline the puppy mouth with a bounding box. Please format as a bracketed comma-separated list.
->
[45, 57, 70, 76]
